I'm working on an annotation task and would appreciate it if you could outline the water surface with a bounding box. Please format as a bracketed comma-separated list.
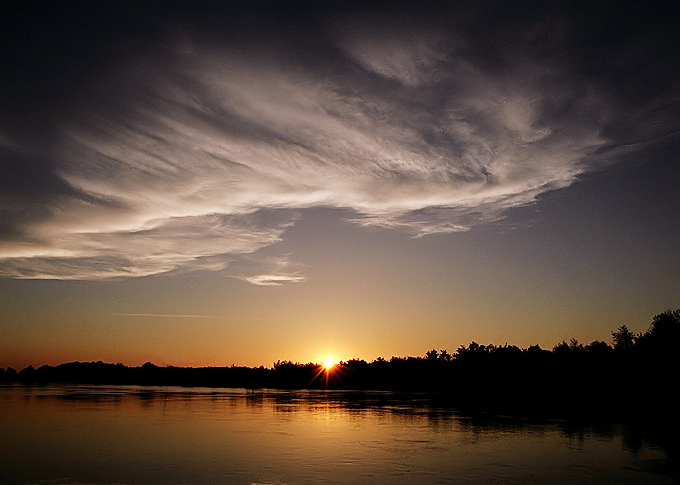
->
[0, 385, 675, 484]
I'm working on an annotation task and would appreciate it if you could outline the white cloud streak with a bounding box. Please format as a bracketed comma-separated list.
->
[0, 21, 613, 281]
[112, 313, 216, 319]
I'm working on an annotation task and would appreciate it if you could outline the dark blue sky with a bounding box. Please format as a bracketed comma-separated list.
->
[1, 1, 679, 368]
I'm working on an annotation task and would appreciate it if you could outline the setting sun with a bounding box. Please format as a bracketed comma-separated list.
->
[322, 358, 335, 370]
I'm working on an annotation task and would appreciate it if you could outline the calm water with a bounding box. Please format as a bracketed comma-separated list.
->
[0, 385, 676, 484]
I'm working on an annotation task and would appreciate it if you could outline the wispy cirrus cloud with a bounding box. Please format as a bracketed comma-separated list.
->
[0, 3, 676, 282]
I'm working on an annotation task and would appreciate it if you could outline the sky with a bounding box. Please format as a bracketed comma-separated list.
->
[1, 1, 679, 369]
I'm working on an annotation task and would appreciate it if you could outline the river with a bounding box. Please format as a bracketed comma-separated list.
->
[0, 385, 676, 484]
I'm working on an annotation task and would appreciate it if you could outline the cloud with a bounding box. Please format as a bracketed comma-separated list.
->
[0, 4, 676, 281]
[112, 313, 216, 319]
[224, 255, 306, 286]
[0, 211, 297, 279]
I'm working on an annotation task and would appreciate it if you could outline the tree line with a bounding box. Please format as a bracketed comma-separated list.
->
[2, 309, 678, 419]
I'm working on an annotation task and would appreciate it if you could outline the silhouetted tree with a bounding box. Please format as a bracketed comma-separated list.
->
[646, 310, 680, 343]
[611, 325, 636, 350]
[526, 344, 547, 354]
[426, 349, 439, 361]
[569, 338, 585, 353]
[586, 340, 612, 353]
[18, 365, 36, 382]
[553, 341, 570, 354]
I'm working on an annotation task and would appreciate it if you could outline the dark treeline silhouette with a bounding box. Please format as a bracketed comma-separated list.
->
[2, 310, 679, 421]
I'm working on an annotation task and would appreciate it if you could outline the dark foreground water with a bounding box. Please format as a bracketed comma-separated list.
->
[0, 385, 676, 484]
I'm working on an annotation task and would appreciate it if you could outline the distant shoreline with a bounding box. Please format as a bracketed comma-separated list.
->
[3, 310, 677, 424]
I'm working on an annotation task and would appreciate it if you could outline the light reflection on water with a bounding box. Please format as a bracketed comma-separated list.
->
[0, 385, 675, 484]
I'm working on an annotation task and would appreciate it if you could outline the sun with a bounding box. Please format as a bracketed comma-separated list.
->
[312, 356, 345, 388]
